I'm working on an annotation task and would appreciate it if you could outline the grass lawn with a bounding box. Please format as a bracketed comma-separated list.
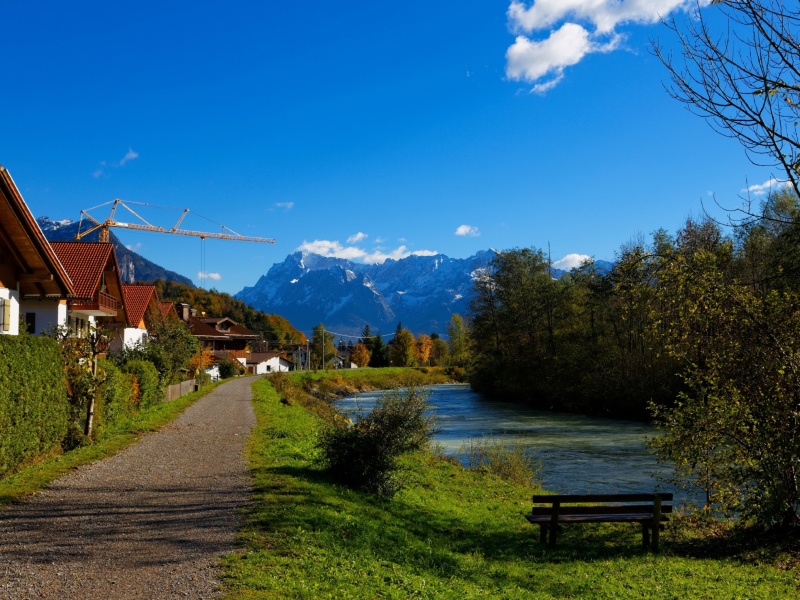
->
[222, 377, 800, 598]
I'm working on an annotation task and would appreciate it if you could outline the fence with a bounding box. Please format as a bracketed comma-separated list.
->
[163, 379, 196, 402]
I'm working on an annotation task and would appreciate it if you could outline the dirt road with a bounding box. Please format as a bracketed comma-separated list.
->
[0, 376, 255, 599]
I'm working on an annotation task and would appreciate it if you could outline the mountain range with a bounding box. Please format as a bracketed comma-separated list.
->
[38, 216, 613, 337]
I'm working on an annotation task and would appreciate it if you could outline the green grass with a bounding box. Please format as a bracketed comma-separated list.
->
[222, 378, 800, 598]
[0, 381, 222, 505]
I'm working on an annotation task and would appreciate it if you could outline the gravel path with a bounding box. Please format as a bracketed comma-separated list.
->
[0, 376, 256, 599]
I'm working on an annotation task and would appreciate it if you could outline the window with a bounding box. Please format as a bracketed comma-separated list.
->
[0, 299, 9, 332]
[24, 312, 36, 334]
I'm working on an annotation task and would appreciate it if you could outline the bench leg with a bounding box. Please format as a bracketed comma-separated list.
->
[549, 524, 558, 547]
[641, 523, 650, 550]
[539, 524, 549, 545]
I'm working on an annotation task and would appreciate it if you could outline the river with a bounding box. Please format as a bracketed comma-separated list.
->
[338, 383, 692, 503]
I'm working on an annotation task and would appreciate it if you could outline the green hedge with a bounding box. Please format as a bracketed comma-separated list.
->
[122, 359, 162, 408]
[0, 335, 69, 478]
[94, 359, 136, 437]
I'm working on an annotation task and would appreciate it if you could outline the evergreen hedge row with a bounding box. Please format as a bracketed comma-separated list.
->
[0, 335, 69, 478]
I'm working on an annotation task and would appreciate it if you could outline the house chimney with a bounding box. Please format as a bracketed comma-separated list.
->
[176, 303, 190, 321]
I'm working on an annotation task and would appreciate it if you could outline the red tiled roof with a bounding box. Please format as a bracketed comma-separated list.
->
[121, 284, 156, 328]
[160, 302, 176, 317]
[50, 242, 114, 300]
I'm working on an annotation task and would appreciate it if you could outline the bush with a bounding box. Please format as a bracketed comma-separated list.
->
[316, 387, 435, 496]
[218, 359, 238, 379]
[461, 436, 541, 486]
[95, 359, 136, 436]
[0, 334, 69, 477]
[121, 359, 162, 408]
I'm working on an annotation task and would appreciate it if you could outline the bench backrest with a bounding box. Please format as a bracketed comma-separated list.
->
[531, 493, 673, 516]
[531, 493, 673, 504]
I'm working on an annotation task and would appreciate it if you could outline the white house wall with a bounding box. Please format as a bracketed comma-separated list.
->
[18, 298, 67, 335]
[0, 287, 20, 335]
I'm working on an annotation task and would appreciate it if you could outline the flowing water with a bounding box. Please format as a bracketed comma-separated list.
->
[338, 383, 693, 504]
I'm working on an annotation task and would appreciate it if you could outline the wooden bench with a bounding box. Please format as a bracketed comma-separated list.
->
[525, 493, 673, 552]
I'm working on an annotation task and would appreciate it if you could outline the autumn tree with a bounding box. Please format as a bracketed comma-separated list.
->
[415, 334, 433, 366]
[350, 343, 371, 368]
[389, 324, 417, 367]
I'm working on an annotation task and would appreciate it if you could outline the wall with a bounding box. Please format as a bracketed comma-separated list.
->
[0, 287, 20, 335]
[18, 298, 67, 335]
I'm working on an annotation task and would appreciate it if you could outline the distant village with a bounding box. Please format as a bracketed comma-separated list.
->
[0, 166, 329, 379]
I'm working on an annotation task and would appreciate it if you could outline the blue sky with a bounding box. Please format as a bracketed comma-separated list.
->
[0, 1, 781, 295]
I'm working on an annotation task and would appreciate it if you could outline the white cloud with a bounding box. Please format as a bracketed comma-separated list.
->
[126, 242, 142, 251]
[742, 178, 790, 197]
[505, 1, 704, 91]
[552, 253, 591, 270]
[296, 239, 438, 264]
[363, 247, 438, 264]
[347, 232, 368, 243]
[198, 271, 222, 281]
[297, 240, 368, 260]
[455, 224, 480, 237]
[119, 147, 139, 166]
[275, 202, 295, 211]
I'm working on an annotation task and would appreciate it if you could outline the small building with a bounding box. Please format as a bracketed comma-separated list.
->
[246, 352, 292, 374]
[0, 166, 74, 335]
[121, 283, 161, 348]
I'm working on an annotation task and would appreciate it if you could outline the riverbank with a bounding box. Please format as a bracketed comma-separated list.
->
[222, 374, 799, 598]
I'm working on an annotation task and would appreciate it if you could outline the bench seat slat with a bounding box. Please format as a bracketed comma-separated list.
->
[526, 513, 670, 524]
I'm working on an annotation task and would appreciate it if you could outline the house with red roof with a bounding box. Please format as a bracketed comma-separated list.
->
[175, 302, 260, 363]
[50, 241, 128, 345]
[121, 283, 161, 348]
[0, 166, 74, 335]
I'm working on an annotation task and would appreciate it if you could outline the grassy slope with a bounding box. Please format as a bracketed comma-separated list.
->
[223, 376, 799, 599]
[0, 382, 221, 505]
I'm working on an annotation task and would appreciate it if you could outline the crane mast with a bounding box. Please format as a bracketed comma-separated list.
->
[76, 199, 276, 244]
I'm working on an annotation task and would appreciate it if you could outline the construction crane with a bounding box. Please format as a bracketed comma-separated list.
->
[75, 199, 276, 244]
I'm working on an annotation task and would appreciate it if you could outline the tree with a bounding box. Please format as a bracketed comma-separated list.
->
[311, 323, 337, 370]
[415, 334, 433, 366]
[447, 314, 470, 368]
[656, 1, 800, 196]
[368, 332, 388, 367]
[390, 325, 417, 367]
[650, 221, 800, 529]
[360, 324, 374, 353]
[350, 343, 371, 368]
[429, 338, 450, 367]
[141, 306, 197, 385]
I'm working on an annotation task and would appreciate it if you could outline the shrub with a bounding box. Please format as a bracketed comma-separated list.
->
[218, 359, 238, 379]
[0, 334, 69, 477]
[121, 359, 162, 408]
[316, 387, 435, 496]
[95, 359, 136, 436]
[460, 436, 541, 486]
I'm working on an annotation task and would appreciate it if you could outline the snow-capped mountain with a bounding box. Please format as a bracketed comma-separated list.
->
[37, 217, 195, 287]
[236, 250, 616, 337]
[235, 250, 497, 336]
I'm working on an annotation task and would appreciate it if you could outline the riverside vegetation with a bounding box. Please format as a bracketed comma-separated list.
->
[221, 370, 800, 598]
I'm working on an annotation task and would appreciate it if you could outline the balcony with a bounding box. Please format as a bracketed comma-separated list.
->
[70, 291, 118, 317]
